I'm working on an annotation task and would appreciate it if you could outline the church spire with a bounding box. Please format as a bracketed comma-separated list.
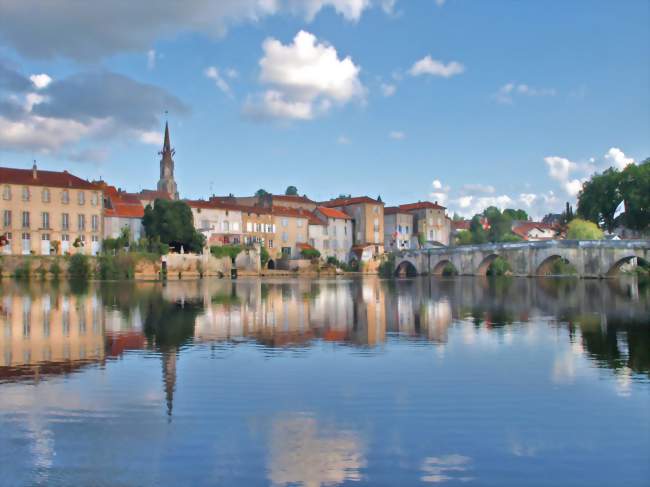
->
[162, 121, 171, 154]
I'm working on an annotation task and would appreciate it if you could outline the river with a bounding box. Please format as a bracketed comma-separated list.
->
[1, 276, 648, 486]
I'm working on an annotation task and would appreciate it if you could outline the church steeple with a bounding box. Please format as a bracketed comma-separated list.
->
[156, 119, 179, 199]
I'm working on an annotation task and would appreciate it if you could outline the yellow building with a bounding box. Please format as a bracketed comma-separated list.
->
[1, 164, 103, 255]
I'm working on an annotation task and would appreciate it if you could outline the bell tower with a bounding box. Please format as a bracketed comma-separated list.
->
[157, 121, 179, 199]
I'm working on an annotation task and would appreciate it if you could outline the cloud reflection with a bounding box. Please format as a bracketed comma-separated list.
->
[420, 454, 474, 483]
[268, 416, 365, 487]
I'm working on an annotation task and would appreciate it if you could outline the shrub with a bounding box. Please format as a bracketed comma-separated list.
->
[567, 219, 604, 240]
[486, 256, 511, 276]
[260, 245, 270, 268]
[378, 254, 395, 278]
[99, 254, 136, 280]
[500, 233, 522, 243]
[442, 262, 458, 276]
[210, 244, 244, 261]
[549, 258, 577, 276]
[300, 248, 321, 260]
[50, 259, 61, 280]
[13, 260, 31, 280]
[68, 253, 91, 280]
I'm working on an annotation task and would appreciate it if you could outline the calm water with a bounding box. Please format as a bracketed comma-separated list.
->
[1, 276, 649, 487]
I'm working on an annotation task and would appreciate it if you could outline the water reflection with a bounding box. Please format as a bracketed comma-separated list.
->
[1, 277, 649, 385]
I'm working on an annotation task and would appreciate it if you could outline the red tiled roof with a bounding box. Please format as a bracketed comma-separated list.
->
[322, 196, 383, 207]
[0, 166, 99, 190]
[103, 186, 145, 219]
[185, 199, 244, 212]
[399, 201, 446, 211]
[272, 194, 316, 204]
[316, 206, 352, 220]
[512, 222, 556, 240]
[452, 220, 471, 231]
[384, 206, 412, 216]
[297, 242, 316, 251]
[271, 205, 325, 225]
[137, 189, 173, 201]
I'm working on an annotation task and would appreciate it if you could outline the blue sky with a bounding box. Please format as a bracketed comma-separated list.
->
[0, 0, 648, 217]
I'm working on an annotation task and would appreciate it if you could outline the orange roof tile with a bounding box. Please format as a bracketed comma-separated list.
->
[316, 206, 352, 220]
[0, 166, 99, 190]
[321, 196, 383, 207]
[103, 186, 145, 219]
[384, 206, 412, 216]
[398, 201, 446, 211]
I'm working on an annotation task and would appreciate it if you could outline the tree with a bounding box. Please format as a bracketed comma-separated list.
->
[577, 167, 622, 232]
[618, 158, 650, 232]
[255, 188, 269, 198]
[469, 216, 488, 243]
[142, 199, 205, 253]
[567, 218, 604, 240]
[285, 186, 298, 196]
[503, 208, 529, 221]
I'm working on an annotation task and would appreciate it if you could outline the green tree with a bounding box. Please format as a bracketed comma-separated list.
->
[456, 230, 473, 245]
[577, 167, 622, 232]
[142, 199, 205, 253]
[567, 218, 604, 240]
[255, 188, 269, 198]
[503, 208, 529, 221]
[285, 186, 298, 196]
[469, 216, 488, 243]
[619, 158, 650, 232]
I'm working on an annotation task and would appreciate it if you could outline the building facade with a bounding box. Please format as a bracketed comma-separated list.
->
[399, 201, 451, 247]
[186, 200, 243, 246]
[1, 164, 103, 255]
[102, 185, 145, 241]
[383, 207, 414, 251]
[321, 196, 384, 257]
[313, 206, 354, 262]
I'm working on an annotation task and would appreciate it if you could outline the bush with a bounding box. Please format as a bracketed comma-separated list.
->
[68, 253, 91, 280]
[13, 260, 31, 280]
[98, 254, 136, 280]
[456, 230, 473, 246]
[442, 262, 458, 276]
[300, 248, 321, 260]
[378, 254, 395, 278]
[486, 256, 511, 276]
[567, 218, 604, 240]
[500, 233, 522, 243]
[549, 258, 577, 276]
[260, 245, 270, 268]
[211, 244, 244, 261]
[50, 259, 61, 280]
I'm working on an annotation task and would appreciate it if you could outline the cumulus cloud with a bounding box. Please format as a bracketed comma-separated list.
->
[604, 147, 635, 170]
[0, 60, 187, 155]
[0, 0, 382, 61]
[409, 55, 465, 78]
[204, 66, 233, 97]
[244, 30, 364, 120]
[389, 130, 405, 140]
[494, 82, 556, 104]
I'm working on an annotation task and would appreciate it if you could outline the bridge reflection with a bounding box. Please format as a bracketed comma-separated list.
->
[1, 277, 648, 388]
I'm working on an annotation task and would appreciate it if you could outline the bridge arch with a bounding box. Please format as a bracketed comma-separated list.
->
[476, 254, 500, 276]
[395, 260, 418, 278]
[607, 255, 648, 276]
[432, 260, 458, 276]
[535, 255, 577, 276]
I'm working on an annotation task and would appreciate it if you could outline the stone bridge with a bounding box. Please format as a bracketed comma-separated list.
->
[393, 240, 650, 278]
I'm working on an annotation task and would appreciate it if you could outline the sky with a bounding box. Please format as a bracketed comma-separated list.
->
[0, 0, 648, 218]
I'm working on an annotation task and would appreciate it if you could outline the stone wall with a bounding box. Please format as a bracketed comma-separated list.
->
[163, 253, 231, 279]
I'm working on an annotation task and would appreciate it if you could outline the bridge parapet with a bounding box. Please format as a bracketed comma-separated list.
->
[393, 240, 650, 278]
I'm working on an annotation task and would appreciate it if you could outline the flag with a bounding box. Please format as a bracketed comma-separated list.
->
[613, 200, 625, 219]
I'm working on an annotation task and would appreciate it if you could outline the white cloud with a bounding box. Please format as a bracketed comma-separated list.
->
[138, 130, 163, 145]
[409, 55, 465, 78]
[204, 66, 233, 97]
[389, 130, 405, 140]
[494, 82, 556, 104]
[0, 115, 99, 153]
[225, 68, 239, 79]
[245, 30, 364, 120]
[297, 0, 373, 21]
[147, 49, 156, 70]
[380, 82, 396, 97]
[337, 135, 351, 144]
[604, 147, 635, 170]
[544, 156, 584, 196]
[29, 73, 52, 89]
[429, 179, 451, 205]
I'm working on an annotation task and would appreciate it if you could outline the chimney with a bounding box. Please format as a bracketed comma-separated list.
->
[32, 160, 37, 179]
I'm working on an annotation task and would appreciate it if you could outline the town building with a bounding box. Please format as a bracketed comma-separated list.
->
[313, 206, 354, 262]
[221, 193, 317, 211]
[270, 206, 315, 260]
[1, 163, 103, 255]
[512, 222, 557, 241]
[321, 196, 384, 259]
[383, 207, 414, 251]
[101, 184, 145, 241]
[240, 206, 276, 248]
[186, 200, 243, 246]
[398, 201, 451, 247]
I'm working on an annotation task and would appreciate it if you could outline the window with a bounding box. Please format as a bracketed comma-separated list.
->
[233, 222, 240, 232]
[42, 188, 50, 203]
[61, 190, 69, 204]
[344, 226, 347, 235]
[268, 239, 273, 249]
[281, 218, 288, 227]
[223, 221, 229, 232]
[201, 219, 209, 230]
[78, 191, 85, 205]
[78, 214, 85, 231]
[3, 210, 11, 228]
[22, 232, 30, 240]
[62, 213, 69, 230]
[405, 225, 409, 233]
[2, 185, 10, 200]
[92, 235, 99, 242]
[373, 206, 379, 214]
[297, 219, 303, 228]
[282, 232, 288, 243]
[246, 222, 253, 232]
[398, 225, 402, 233]
[256, 223, 261, 232]
[91, 215, 99, 231]
[41, 233, 49, 241]
[22, 186, 30, 201]
[61, 234, 69, 242]
[22, 212, 30, 229]
[91, 192, 98, 206]
[429, 230, 433, 239]
[324, 240, 329, 249]
[42, 212, 50, 229]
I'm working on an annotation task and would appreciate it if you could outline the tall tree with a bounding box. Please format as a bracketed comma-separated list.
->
[142, 199, 205, 253]
[285, 186, 298, 196]
[619, 158, 650, 232]
[577, 168, 622, 232]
